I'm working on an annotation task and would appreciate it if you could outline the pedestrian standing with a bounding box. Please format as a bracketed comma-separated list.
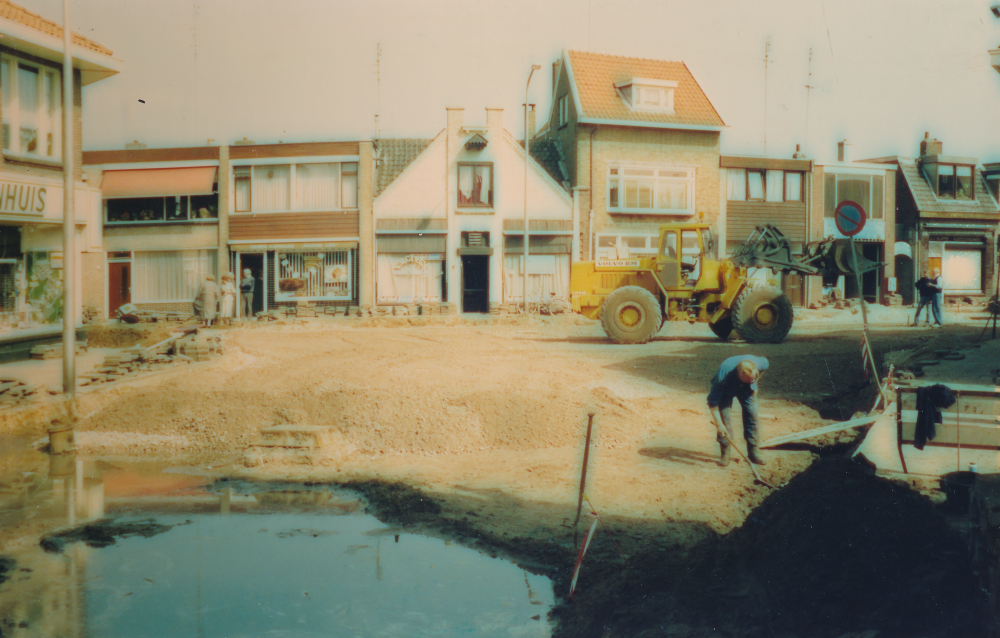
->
[193, 274, 219, 328]
[240, 269, 255, 319]
[220, 273, 237, 325]
[913, 272, 934, 327]
[928, 267, 944, 327]
[707, 355, 769, 466]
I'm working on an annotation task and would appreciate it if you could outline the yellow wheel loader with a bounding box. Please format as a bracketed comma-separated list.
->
[570, 223, 880, 344]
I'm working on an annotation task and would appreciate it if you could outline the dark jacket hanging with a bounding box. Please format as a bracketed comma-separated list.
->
[914, 384, 956, 450]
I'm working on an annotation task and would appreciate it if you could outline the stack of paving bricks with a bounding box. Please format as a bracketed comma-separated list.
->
[439, 302, 457, 315]
[84, 352, 142, 384]
[295, 301, 318, 318]
[883, 293, 904, 307]
[0, 378, 42, 405]
[81, 307, 104, 324]
[177, 335, 224, 362]
[30, 341, 88, 359]
[488, 302, 501, 316]
[123, 309, 191, 323]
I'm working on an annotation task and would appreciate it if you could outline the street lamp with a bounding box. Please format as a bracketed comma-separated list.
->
[524, 64, 541, 313]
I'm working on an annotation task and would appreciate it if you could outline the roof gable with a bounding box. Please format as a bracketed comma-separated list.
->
[566, 50, 725, 129]
[374, 138, 434, 197]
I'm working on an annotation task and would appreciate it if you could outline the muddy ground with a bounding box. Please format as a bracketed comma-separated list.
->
[0, 308, 995, 637]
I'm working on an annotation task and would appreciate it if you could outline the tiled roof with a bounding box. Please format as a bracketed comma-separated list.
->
[566, 50, 724, 128]
[374, 138, 433, 197]
[893, 157, 1000, 217]
[522, 137, 570, 191]
[0, 0, 113, 56]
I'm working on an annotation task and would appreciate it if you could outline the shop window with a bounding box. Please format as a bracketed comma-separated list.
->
[106, 195, 218, 224]
[502, 254, 570, 303]
[0, 54, 61, 161]
[608, 164, 694, 214]
[377, 254, 444, 304]
[458, 163, 493, 207]
[275, 251, 352, 301]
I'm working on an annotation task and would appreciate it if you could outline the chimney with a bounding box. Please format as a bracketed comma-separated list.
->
[837, 139, 852, 162]
[919, 131, 942, 157]
[527, 104, 536, 141]
[486, 107, 503, 140]
[552, 60, 560, 99]
[233, 137, 256, 146]
[792, 143, 806, 159]
[446, 107, 464, 158]
[125, 140, 146, 150]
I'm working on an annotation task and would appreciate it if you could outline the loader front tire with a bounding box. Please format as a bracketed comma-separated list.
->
[732, 285, 793, 344]
[600, 286, 663, 344]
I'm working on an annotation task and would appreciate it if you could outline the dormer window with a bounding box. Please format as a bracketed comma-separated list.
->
[937, 164, 974, 201]
[616, 78, 677, 114]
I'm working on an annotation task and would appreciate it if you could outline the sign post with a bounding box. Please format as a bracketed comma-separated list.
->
[834, 201, 885, 402]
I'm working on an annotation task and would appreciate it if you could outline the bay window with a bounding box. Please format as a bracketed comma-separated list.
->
[607, 164, 694, 214]
[1, 54, 62, 161]
[233, 162, 358, 213]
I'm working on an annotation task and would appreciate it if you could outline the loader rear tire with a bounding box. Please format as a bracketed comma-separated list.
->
[708, 315, 733, 341]
[600, 286, 663, 344]
[732, 285, 793, 344]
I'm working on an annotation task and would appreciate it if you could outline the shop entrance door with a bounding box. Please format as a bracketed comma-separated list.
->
[239, 253, 265, 317]
[0, 261, 15, 313]
[461, 255, 489, 313]
[108, 262, 131, 315]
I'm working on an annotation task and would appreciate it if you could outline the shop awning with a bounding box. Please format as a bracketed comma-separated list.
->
[100, 167, 217, 199]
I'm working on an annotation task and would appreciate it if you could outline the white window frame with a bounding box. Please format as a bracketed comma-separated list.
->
[606, 163, 695, 215]
[726, 169, 804, 203]
[230, 161, 358, 214]
[616, 78, 677, 114]
[594, 233, 659, 258]
[1, 53, 62, 163]
[558, 94, 569, 127]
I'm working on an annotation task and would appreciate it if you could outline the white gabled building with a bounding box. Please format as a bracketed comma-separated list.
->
[373, 107, 574, 313]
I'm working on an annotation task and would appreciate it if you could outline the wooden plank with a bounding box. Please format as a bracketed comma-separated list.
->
[760, 415, 878, 449]
[229, 212, 360, 240]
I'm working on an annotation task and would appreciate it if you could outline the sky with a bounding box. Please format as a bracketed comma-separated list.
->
[24, 0, 1000, 162]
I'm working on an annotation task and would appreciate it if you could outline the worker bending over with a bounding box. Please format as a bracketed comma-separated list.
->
[707, 355, 769, 467]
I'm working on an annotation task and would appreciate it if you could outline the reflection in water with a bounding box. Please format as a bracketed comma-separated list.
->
[0, 457, 554, 638]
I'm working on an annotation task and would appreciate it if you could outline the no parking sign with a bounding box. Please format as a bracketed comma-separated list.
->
[834, 200, 867, 237]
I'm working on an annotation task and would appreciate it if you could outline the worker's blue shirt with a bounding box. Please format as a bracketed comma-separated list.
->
[707, 355, 769, 407]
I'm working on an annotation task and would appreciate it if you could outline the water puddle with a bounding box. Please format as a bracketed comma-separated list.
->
[0, 456, 554, 637]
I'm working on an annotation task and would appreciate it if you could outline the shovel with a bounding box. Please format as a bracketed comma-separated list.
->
[718, 429, 778, 489]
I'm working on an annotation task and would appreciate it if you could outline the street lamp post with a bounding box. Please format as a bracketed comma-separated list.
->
[62, 0, 75, 398]
[524, 64, 541, 313]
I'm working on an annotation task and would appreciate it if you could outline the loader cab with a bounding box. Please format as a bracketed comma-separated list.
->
[656, 225, 716, 289]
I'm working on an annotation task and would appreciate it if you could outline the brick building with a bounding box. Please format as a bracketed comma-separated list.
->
[83, 140, 375, 318]
[538, 50, 725, 262]
[867, 133, 999, 304]
[0, 0, 119, 328]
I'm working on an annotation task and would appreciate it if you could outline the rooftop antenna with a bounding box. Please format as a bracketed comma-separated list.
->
[804, 48, 814, 156]
[374, 43, 381, 155]
[763, 38, 771, 156]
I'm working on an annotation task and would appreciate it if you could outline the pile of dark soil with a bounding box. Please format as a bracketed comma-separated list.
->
[553, 458, 987, 638]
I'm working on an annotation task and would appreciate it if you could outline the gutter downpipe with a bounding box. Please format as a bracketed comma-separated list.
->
[61, 0, 75, 398]
[524, 65, 541, 312]
[589, 127, 596, 260]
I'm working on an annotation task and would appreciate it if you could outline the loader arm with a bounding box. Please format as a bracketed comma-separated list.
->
[729, 224, 882, 279]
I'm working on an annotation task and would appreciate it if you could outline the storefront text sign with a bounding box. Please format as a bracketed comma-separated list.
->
[0, 180, 47, 215]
